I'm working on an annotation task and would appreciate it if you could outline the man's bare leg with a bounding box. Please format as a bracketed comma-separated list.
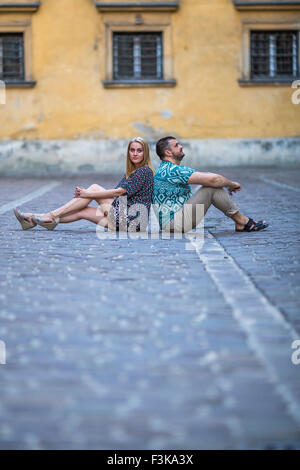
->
[206, 187, 267, 230]
[232, 211, 266, 231]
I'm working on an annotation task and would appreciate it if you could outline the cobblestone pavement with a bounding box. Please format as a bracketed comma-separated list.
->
[0, 168, 300, 450]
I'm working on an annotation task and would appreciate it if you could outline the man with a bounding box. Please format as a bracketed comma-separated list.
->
[152, 136, 268, 233]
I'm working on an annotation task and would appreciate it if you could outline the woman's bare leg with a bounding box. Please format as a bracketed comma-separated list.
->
[23, 195, 93, 222]
[58, 206, 110, 228]
[55, 183, 114, 218]
[23, 184, 114, 222]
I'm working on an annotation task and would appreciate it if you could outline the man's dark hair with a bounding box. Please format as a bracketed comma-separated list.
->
[156, 136, 176, 160]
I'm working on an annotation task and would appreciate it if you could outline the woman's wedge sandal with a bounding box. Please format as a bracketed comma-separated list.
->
[236, 217, 268, 232]
[13, 208, 37, 230]
[32, 211, 60, 231]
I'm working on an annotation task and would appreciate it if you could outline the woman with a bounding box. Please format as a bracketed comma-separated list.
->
[13, 137, 155, 232]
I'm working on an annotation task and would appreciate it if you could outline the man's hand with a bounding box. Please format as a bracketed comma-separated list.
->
[74, 186, 90, 198]
[228, 181, 241, 195]
[188, 173, 242, 196]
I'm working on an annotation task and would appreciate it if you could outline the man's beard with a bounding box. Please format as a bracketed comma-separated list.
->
[172, 152, 185, 163]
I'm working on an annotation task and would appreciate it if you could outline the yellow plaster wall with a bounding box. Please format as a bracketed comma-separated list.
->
[0, 0, 299, 140]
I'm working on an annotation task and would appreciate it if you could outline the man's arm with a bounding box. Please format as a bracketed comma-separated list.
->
[188, 172, 241, 193]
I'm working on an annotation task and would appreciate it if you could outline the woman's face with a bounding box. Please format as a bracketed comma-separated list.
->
[129, 142, 144, 167]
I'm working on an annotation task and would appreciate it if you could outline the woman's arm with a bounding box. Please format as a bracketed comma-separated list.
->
[119, 166, 154, 198]
[75, 187, 127, 199]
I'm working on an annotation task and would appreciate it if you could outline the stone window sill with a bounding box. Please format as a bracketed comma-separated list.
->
[103, 79, 177, 88]
[3, 80, 37, 88]
[238, 78, 299, 86]
[95, 2, 179, 12]
[0, 3, 40, 13]
[233, 1, 300, 11]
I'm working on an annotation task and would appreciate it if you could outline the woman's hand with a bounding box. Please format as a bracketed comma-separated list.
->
[115, 187, 127, 197]
[74, 186, 127, 199]
[74, 186, 90, 198]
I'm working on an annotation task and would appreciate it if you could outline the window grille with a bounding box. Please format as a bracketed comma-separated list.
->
[0, 33, 24, 81]
[113, 32, 163, 80]
[251, 31, 298, 79]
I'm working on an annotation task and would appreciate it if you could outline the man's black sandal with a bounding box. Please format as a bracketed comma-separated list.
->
[236, 217, 268, 232]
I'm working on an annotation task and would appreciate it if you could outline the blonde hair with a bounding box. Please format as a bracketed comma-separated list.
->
[126, 136, 155, 179]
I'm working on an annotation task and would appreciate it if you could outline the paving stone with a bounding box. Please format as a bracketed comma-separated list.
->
[0, 169, 300, 450]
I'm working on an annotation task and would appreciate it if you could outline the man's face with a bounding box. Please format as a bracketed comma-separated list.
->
[167, 139, 185, 161]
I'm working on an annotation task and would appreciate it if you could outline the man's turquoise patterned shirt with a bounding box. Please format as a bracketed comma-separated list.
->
[152, 161, 196, 229]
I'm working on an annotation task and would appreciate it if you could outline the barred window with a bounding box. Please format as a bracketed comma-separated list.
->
[0, 33, 24, 81]
[113, 32, 163, 80]
[251, 31, 298, 79]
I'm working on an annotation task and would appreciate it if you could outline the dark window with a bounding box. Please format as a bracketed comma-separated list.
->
[251, 31, 298, 79]
[113, 32, 163, 80]
[0, 33, 25, 81]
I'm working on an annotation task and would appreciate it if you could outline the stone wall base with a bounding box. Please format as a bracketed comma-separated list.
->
[0, 138, 299, 175]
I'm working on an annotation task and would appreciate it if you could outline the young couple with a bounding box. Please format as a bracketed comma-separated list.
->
[14, 136, 268, 234]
